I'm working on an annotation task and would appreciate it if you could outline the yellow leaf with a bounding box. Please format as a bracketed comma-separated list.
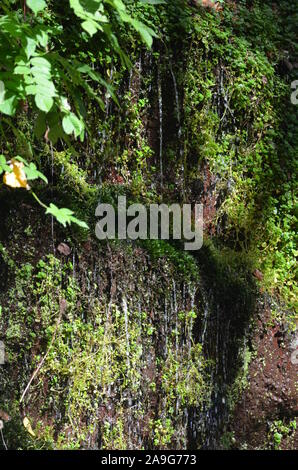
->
[3, 159, 30, 190]
[23, 416, 35, 437]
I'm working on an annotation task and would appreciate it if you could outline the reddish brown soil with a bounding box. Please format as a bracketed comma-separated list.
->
[232, 300, 298, 449]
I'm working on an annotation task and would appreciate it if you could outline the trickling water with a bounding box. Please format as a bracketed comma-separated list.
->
[169, 60, 185, 197]
[122, 296, 131, 372]
[173, 280, 179, 415]
[122, 295, 133, 443]
[128, 69, 133, 92]
[72, 249, 76, 280]
[157, 65, 163, 184]
[215, 305, 220, 377]
[164, 299, 168, 356]
[189, 287, 196, 354]
[182, 283, 186, 311]
[147, 51, 153, 93]
[138, 54, 142, 78]
[201, 294, 210, 347]
[169, 61, 181, 136]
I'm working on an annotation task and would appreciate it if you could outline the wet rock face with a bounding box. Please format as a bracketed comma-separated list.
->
[0, 205, 213, 450]
[2, 202, 296, 450]
[232, 298, 298, 450]
[0, 9, 296, 448]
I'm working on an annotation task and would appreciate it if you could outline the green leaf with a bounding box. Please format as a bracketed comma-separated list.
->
[12, 156, 35, 174]
[35, 29, 48, 48]
[27, 0, 47, 15]
[31, 66, 51, 79]
[274, 432, 282, 445]
[25, 85, 38, 95]
[30, 57, 51, 71]
[0, 95, 18, 116]
[23, 162, 48, 183]
[35, 80, 56, 97]
[118, 11, 158, 48]
[0, 154, 12, 176]
[130, 19, 157, 48]
[81, 19, 98, 36]
[62, 115, 73, 135]
[136, 25, 153, 48]
[14, 64, 31, 75]
[14, 156, 27, 164]
[45, 203, 89, 229]
[110, 0, 126, 11]
[59, 96, 71, 113]
[46, 204, 74, 226]
[62, 113, 84, 138]
[35, 94, 53, 112]
[70, 216, 89, 229]
[0, 81, 5, 104]
[23, 37, 37, 59]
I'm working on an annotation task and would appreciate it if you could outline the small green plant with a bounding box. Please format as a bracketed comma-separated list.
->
[150, 418, 175, 448]
[0, 154, 88, 229]
[268, 419, 297, 450]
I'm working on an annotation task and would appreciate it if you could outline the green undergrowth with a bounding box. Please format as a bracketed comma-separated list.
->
[0, 246, 210, 449]
[181, 3, 297, 313]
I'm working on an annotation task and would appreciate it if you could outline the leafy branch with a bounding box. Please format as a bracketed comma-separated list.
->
[1, 155, 89, 229]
